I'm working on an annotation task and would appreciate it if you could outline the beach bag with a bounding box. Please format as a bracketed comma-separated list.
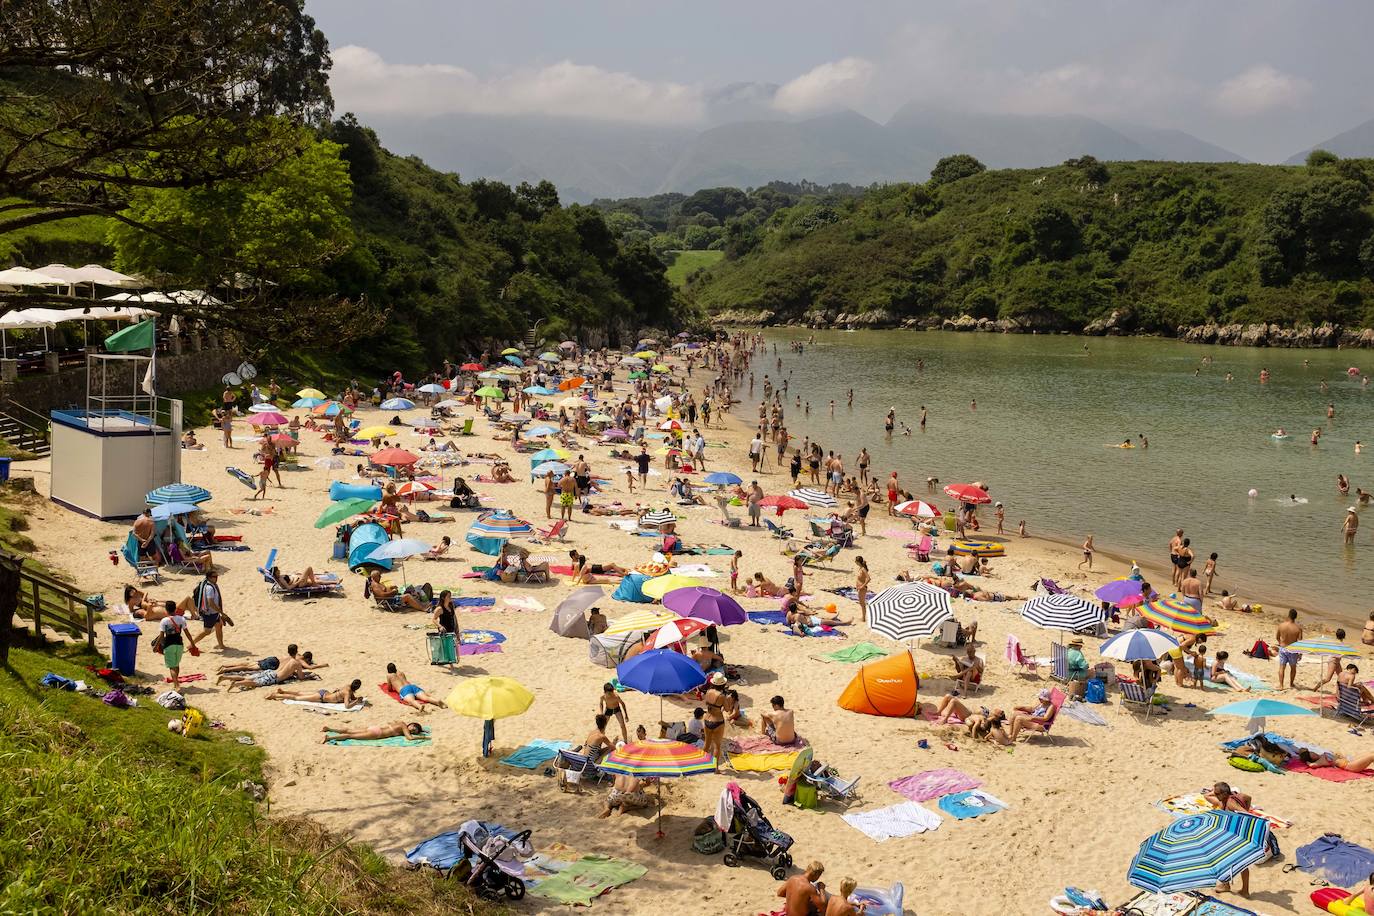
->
[1084, 678, 1107, 705]
[692, 826, 726, 855]
[793, 784, 819, 810]
[1246, 640, 1271, 660]
[181, 707, 206, 738]
[150, 631, 166, 655]
[102, 689, 130, 708]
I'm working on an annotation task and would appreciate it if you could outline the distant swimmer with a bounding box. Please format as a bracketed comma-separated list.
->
[919, 406, 927, 429]
[1312, 429, 1322, 446]
[970, 399, 977, 411]
[1225, 372, 1234, 381]
[884, 408, 895, 434]
[1259, 368, 1270, 383]
[1358, 441, 1364, 454]
[1115, 439, 1135, 449]
[1138, 434, 1149, 449]
[1338, 474, 1351, 495]
[1328, 403, 1336, 419]
[1272, 428, 1288, 439]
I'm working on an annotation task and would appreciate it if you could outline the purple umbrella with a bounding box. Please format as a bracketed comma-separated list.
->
[1095, 579, 1144, 605]
[661, 587, 747, 626]
[604, 427, 629, 440]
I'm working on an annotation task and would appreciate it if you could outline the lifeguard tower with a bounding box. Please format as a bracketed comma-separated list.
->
[49, 352, 182, 519]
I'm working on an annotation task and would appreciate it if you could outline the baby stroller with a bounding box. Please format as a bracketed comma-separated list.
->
[723, 789, 794, 879]
[458, 828, 531, 901]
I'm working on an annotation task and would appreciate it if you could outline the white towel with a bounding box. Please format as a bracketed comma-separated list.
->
[282, 700, 368, 715]
[841, 802, 941, 841]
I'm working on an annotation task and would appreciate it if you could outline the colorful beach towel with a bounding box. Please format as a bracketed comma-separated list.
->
[1191, 898, 1260, 916]
[1285, 759, 1374, 782]
[526, 854, 647, 906]
[841, 802, 942, 841]
[165, 673, 205, 684]
[325, 726, 431, 747]
[500, 739, 573, 769]
[1154, 793, 1291, 830]
[729, 735, 810, 754]
[937, 789, 1008, 820]
[888, 769, 982, 803]
[779, 625, 843, 638]
[813, 642, 889, 664]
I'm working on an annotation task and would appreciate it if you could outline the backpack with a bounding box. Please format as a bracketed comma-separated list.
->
[156, 690, 186, 710]
[102, 689, 130, 708]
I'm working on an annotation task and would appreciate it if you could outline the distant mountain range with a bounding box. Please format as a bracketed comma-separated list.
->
[363, 107, 1249, 202]
[1286, 117, 1374, 164]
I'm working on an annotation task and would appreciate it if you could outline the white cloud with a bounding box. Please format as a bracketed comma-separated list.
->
[772, 57, 875, 114]
[330, 46, 706, 124]
[1213, 65, 1311, 116]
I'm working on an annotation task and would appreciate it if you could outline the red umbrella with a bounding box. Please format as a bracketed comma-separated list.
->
[759, 495, 807, 511]
[268, 433, 296, 446]
[943, 483, 991, 505]
[645, 617, 712, 650]
[894, 499, 939, 517]
[371, 448, 419, 467]
[460, 363, 483, 371]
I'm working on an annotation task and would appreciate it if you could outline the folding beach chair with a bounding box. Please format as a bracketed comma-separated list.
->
[554, 746, 611, 791]
[1336, 684, 1374, 727]
[1005, 633, 1042, 679]
[1048, 642, 1069, 683]
[1021, 687, 1067, 744]
[801, 763, 861, 805]
[258, 548, 343, 599]
[122, 532, 161, 584]
[1118, 680, 1158, 718]
[531, 519, 567, 543]
[764, 519, 793, 540]
[910, 535, 932, 562]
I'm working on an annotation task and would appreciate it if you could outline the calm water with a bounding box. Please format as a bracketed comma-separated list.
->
[733, 329, 1374, 622]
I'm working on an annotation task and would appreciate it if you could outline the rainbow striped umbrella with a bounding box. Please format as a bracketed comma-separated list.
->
[1286, 638, 1357, 656]
[468, 510, 532, 537]
[1140, 596, 1218, 635]
[600, 738, 716, 836]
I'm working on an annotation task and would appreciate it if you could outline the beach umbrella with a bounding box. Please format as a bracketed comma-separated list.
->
[634, 350, 657, 359]
[654, 446, 682, 457]
[606, 609, 679, 636]
[268, 433, 295, 446]
[445, 676, 535, 757]
[639, 508, 678, 528]
[356, 425, 393, 439]
[526, 424, 558, 437]
[146, 483, 211, 506]
[642, 575, 704, 601]
[646, 616, 714, 649]
[651, 363, 670, 373]
[867, 581, 954, 643]
[604, 428, 630, 441]
[1095, 579, 1145, 606]
[558, 376, 587, 391]
[588, 412, 615, 423]
[313, 457, 345, 470]
[313, 497, 375, 528]
[249, 403, 282, 413]
[150, 501, 200, 520]
[504, 355, 523, 367]
[549, 586, 605, 638]
[1127, 811, 1272, 894]
[703, 472, 742, 487]
[292, 397, 325, 408]
[368, 538, 432, 560]
[893, 499, 939, 518]
[788, 487, 837, 509]
[1208, 698, 1317, 733]
[1140, 596, 1218, 635]
[759, 494, 808, 512]
[394, 480, 435, 497]
[312, 402, 351, 417]
[460, 362, 483, 371]
[1098, 629, 1179, 662]
[627, 371, 647, 380]
[943, 483, 992, 505]
[600, 738, 716, 836]
[477, 370, 504, 380]
[502, 413, 532, 425]
[380, 397, 415, 411]
[247, 411, 288, 426]
[658, 419, 682, 431]
[661, 587, 747, 626]
[539, 352, 560, 361]
[620, 356, 645, 366]
[535, 461, 572, 476]
[1286, 638, 1358, 656]
[473, 386, 505, 399]
[469, 510, 533, 537]
[500, 347, 521, 356]
[523, 385, 550, 396]
[417, 383, 446, 394]
[1019, 594, 1103, 633]
[557, 396, 590, 409]
[371, 448, 419, 467]
[296, 387, 326, 399]
[530, 447, 569, 463]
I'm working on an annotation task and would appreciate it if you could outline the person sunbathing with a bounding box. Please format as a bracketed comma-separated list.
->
[931, 693, 974, 725]
[423, 536, 452, 560]
[1204, 781, 1255, 814]
[964, 709, 1011, 745]
[569, 551, 628, 583]
[1207, 651, 1251, 692]
[367, 570, 428, 611]
[385, 662, 444, 711]
[267, 679, 362, 705]
[123, 584, 160, 618]
[691, 644, 725, 673]
[1339, 664, 1374, 704]
[491, 462, 515, 483]
[321, 721, 426, 744]
[218, 648, 325, 676]
[218, 652, 313, 691]
[584, 504, 640, 516]
[270, 565, 327, 589]
[180, 430, 205, 450]
[749, 572, 786, 597]
[356, 463, 389, 479]
[1007, 689, 1058, 740]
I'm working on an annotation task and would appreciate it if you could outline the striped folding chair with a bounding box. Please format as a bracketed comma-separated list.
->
[1336, 684, 1374, 727]
[1118, 680, 1157, 718]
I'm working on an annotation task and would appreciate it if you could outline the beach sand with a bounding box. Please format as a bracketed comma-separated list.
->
[14, 363, 1374, 916]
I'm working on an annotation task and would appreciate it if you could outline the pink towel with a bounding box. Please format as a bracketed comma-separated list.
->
[919, 708, 965, 725]
[888, 768, 982, 802]
[1284, 759, 1374, 783]
[728, 735, 809, 755]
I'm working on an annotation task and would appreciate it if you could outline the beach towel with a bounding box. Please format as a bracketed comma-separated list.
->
[500, 739, 573, 769]
[746, 610, 787, 625]
[813, 642, 889, 664]
[459, 643, 502, 656]
[671, 563, 718, 577]
[164, 672, 205, 684]
[729, 735, 810, 754]
[937, 789, 1007, 820]
[1154, 793, 1291, 830]
[888, 769, 982, 803]
[1202, 666, 1272, 692]
[452, 597, 497, 607]
[1059, 700, 1109, 726]
[1191, 898, 1259, 916]
[326, 727, 431, 747]
[503, 596, 545, 611]
[779, 626, 843, 638]
[918, 708, 965, 726]
[1121, 892, 1209, 916]
[406, 822, 515, 871]
[526, 854, 647, 906]
[841, 802, 942, 841]
[825, 586, 877, 602]
[1296, 834, 1374, 887]
[1285, 759, 1374, 782]
[1298, 694, 1340, 709]
[282, 699, 368, 715]
[730, 752, 801, 772]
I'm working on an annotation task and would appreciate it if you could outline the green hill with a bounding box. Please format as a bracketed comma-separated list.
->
[665, 249, 724, 287]
[686, 155, 1374, 332]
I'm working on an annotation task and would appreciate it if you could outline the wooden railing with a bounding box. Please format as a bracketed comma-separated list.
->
[1, 550, 97, 648]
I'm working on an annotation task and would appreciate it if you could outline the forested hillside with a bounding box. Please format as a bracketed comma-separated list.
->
[682, 154, 1374, 333]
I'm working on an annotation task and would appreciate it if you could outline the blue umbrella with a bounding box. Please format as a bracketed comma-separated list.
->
[380, 397, 415, 411]
[526, 425, 559, 437]
[292, 396, 325, 408]
[1208, 698, 1317, 732]
[1098, 629, 1178, 662]
[703, 472, 742, 486]
[534, 462, 571, 476]
[523, 385, 556, 396]
[146, 483, 211, 505]
[617, 649, 709, 718]
[1128, 811, 1272, 893]
[150, 501, 200, 520]
[529, 448, 564, 463]
[504, 355, 524, 366]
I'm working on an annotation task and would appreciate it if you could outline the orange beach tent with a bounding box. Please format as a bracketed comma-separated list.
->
[837, 650, 920, 717]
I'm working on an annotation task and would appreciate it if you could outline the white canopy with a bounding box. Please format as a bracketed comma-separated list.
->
[0, 267, 67, 287]
[37, 263, 143, 287]
[103, 291, 176, 305]
[0, 312, 57, 330]
[2, 306, 156, 324]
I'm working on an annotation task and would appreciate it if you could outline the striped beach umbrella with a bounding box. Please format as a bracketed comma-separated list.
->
[1098, 629, 1179, 662]
[146, 483, 211, 505]
[641, 574, 704, 601]
[1285, 638, 1358, 656]
[468, 510, 532, 537]
[949, 539, 1005, 557]
[1128, 812, 1272, 894]
[893, 499, 939, 518]
[1140, 596, 1218, 635]
[394, 480, 435, 497]
[605, 609, 679, 636]
[530, 447, 570, 463]
[639, 509, 678, 528]
[867, 582, 953, 643]
[658, 418, 682, 431]
[600, 738, 716, 836]
[789, 487, 837, 508]
[1019, 594, 1103, 633]
[645, 617, 713, 649]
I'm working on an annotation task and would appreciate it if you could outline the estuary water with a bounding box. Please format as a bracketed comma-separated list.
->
[735, 329, 1374, 623]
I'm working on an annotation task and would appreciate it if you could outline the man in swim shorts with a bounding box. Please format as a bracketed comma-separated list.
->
[385, 662, 445, 711]
[1275, 608, 1303, 690]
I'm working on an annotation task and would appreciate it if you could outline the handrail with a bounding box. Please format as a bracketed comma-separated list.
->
[1, 550, 97, 648]
[0, 398, 50, 436]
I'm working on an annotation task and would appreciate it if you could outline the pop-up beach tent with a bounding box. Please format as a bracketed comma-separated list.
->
[837, 650, 920, 717]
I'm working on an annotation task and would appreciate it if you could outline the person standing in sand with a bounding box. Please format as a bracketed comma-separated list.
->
[854, 556, 870, 623]
[1203, 553, 1219, 594]
[1168, 529, 1184, 585]
[557, 471, 576, 522]
[885, 472, 899, 516]
[1343, 507, 1359, 545]
[994, 502, 1005, 535]
[1276, 608, 1303, 690]
[701, 672, 728, 768]
[1180, 567, 1204, 611]
[543, 469, 556, 519]
[1078, 535, 1094, 571]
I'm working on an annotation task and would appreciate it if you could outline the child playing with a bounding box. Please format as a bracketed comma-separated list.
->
[684, 707, 705, 745]
[599, 681, 629, 743]
[730, 549, 742, 594]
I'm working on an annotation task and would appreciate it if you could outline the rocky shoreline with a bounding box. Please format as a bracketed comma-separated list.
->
[710, 307, 1374, 348]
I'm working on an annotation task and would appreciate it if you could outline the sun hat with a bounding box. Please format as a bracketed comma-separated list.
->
[709, 672, 726, 686]
[1068, 637, 1084, 647]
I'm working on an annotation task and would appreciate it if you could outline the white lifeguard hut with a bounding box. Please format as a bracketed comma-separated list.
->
[50, 349, 182, 519]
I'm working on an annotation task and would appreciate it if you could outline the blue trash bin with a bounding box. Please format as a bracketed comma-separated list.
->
[0, 457, 11, 482]
[108, 622, 142, 676]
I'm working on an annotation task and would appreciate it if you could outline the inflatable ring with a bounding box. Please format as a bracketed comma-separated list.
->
[1271, 434, 1291, 440]
[1049, 896, 1076, 915]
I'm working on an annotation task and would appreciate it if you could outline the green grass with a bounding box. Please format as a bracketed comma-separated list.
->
[0, 438, 38, 461]
[0, 637, 508, 914]
[664, 249, 724, 287]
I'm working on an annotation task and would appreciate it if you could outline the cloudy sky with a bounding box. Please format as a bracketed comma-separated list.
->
[309, 0, 1374, 162]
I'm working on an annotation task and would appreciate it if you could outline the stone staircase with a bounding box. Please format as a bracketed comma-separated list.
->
[522, 326, 541, 351]
[0, 405, 50, 457]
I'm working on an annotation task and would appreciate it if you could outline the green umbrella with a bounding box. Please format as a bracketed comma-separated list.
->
[314, 497, 376, 529]
[628, 371, 647, 380]
[473, 386, 505, 399]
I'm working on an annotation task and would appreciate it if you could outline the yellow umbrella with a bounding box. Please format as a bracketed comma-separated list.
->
[544, 446, 571, 459]
[605, 609, 678, 635]
[296, 387, 326, 399]
[558, 396, 590, 409]
[445, 676, 535, 720]
[641, 574, 704, 601]
[633, 350, 657, 359]
[500, 347, 522, 356]
[356, 425, 392, 439]
[652, 363, 670, 373]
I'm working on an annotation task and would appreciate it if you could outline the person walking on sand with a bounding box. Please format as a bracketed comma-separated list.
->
[217, 408, 234, 448]
[994, 502, 1005, 536]
[1344, 507, 1359, 545]
[557, 471, 576, 522]
[543, 469, 556, 519]
[1203, 553, 1219, 595]
[158, 611, 200, 688]
[1078, 535, 1094, 570]
[854, 556, 870, 623]
[1276, 608, 1304, 690]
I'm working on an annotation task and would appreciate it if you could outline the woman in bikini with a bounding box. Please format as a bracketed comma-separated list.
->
[321, 720, 425, 743]
[1296, 748, 1374, 773]
[854, 556, 870, 623]
[268, 679, 362, 705]
[701, 672, 728, 770]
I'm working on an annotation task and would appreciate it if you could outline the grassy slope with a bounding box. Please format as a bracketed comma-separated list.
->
[664, 249, 724, 287]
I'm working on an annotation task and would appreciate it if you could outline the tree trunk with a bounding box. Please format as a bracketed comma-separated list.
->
[0, 550, 23, 666]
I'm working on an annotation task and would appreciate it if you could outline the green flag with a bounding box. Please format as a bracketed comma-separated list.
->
[104, 320, 155, 352]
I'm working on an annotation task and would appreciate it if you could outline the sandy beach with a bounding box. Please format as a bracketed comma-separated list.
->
[14, 347, 1374, 916]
